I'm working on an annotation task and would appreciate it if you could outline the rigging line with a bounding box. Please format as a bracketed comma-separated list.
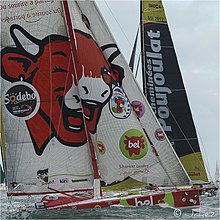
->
[140, 12, 209, 180]
[138, 41, 188, 185]
[197, 130, 213, 181]
[166, 104, 209, 176]
[129, 27, 139, 72]
[10, 83, 25, 184]
[143, 128, 176, 186]
[170, 138, 198, 141]
[134, 52, 141, 79]
[165, 102, 206, 174]
[48, 35, 53, 175]
[48, 186, 95, 205]
[140, 44, 208, 179]
[103, 0, 132, 47]
[116, 81, 175, 185]
[55, 49, 72, 140]
[40, 0, 56, 144]
[144, 43, 174, 49]
[141, 71, 191, 184]
[47, 187, 92, 207]
[73, 1, 112, 183]
[15, 124, 28, 186]
[0, 102, 8, 186]
[62, 0, 100, 188]
[47, 0, 63, 167]
[48, 187, 76, 198]
[55, 2, 83, 176]
[103, 0, 140, 59]
[44, 1, 58, 172]
[0, 100, 6, 163]
[70, 47, 100, 189]
[49, 35, 53, 142]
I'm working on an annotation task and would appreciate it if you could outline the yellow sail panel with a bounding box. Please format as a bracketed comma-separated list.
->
[180, 152, 208, 182]
[142, 0, 167, 23]
[102, 178, 147, 192]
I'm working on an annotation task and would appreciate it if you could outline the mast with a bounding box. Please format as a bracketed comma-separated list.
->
[129, 28, 139, 73]
[62, 0, 101, 198]
[140, 0, 208, 183]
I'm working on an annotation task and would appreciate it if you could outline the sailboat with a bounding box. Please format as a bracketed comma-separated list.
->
[136, 0, 218, 193]
[138, 0, 208, 185]
[0, 0, 202, 211]
[214, 161, 219, 189]
[0, 164, 6, 191]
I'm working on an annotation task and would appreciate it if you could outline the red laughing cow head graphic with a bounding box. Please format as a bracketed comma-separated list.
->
[124, 136, 145, 157]
[1, 25, 124, 155]
[114, 97, 125, 113]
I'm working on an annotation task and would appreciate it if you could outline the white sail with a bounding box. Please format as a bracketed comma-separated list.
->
[0, 0, 192, 198]
[69, 1, 191, 187]
[0, 1, 93, 195]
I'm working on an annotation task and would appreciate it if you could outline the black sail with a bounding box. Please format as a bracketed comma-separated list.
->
[140, 0, 208, 183]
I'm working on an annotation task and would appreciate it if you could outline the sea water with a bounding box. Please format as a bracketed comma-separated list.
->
[0, 191, 219, 219]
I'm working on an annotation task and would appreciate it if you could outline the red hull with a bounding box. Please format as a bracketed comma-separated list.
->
[29, 188, 200, 211]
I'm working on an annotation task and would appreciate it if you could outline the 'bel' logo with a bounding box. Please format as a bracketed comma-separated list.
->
[119, 129, 148, 160]
[128, 140, 140, 149]
[134, 196, 153, 207]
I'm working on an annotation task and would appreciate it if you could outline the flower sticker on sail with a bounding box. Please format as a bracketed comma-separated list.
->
[120, 129, 148, 160]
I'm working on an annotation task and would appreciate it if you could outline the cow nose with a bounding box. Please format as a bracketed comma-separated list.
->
[78, 76, 111, 103]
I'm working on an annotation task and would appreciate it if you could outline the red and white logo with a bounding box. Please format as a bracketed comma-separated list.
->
[155, 129, 165, 141]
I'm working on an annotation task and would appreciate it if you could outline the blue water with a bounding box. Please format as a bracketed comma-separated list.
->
[0, 191, 219, 219]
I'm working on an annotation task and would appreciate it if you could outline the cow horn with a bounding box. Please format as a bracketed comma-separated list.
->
[10, 24, 40, 56]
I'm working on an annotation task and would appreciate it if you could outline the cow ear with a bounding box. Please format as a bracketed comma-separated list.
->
[111, 64, 124, 86]
[1, 52, 35, 82]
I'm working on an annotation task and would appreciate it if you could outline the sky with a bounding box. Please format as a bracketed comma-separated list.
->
[96, 0, 219, 179]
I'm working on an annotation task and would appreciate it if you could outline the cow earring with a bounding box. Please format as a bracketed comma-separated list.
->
[109, 86, 131, 119]
[19, 75, 24, 81]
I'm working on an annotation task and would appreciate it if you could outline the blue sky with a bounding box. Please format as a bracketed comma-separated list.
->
[96, 0, 219, 179]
